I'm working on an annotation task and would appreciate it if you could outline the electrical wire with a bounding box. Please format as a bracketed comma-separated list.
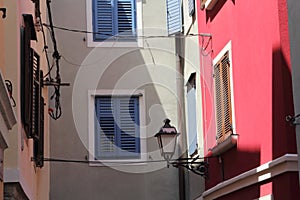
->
[31, 155, 217, 165]
[42, 23, 203, 39]
[40, 157, 167, 165]
[5, 80, 16, 107]
[45, 0, 64, 120]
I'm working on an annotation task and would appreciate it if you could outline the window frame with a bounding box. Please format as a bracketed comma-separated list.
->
[212, 41, 236, 145]
[86, 0, 143, 47]
[92, 0, 137, 41]
[88, 89, 146, 165]
[200, 0, 219, 10]
[186, 72, 198, 156]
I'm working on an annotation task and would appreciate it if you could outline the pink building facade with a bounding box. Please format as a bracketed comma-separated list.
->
[197, 0, 300, 199]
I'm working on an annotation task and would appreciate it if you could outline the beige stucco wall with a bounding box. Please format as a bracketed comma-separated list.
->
[0, 0, 5, 76]
[3, 0, 49, 199]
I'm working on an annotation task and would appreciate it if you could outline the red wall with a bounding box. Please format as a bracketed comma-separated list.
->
[198, 0, 297, 192]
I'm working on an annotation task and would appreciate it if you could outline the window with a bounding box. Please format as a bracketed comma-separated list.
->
[186, 73, 198, 156]
[89, 90, 146, 163]
[21, 14, 41, 139]
[214, 51, 232, 144]
[92, 0, 136, 41]
[166, 0, 182, 35]
[89, 90, 146, 161]
[21, 14, 45, 167]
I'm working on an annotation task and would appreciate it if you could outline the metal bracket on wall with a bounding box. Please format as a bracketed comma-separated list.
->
[0, 8, 6, 18]
[286, 114, 300, 126]
[43, 80, 70, 87]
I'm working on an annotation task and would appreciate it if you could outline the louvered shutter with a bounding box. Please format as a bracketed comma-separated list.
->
[188, 0, 195, 16]
[118, 97, 140, 156]
[93, 0, 113, 40]
[95, 96, 140, 159]
[117, 0, 136, 37]
[34, 97, 44, 168]
[200, 0, 207, 10]
[32, 50, 41, 139]
[214, 52, 232, 144]
[166, 0, 182, 35]
[95, 97, 116, 158]
[93, 0, 136, 41]
[21, 28, 33, 138]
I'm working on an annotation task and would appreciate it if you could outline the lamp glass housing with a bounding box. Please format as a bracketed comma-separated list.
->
[155, 120, 179, 161]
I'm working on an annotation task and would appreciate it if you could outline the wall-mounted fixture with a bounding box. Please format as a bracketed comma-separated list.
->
[286, 114, 300, 126]
[155, 119, 209, 177]
[0, 8, 6, 18]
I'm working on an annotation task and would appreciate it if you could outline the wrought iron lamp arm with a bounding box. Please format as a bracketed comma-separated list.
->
[169, 156, 209, 178]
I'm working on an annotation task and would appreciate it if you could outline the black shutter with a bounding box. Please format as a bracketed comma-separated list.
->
[32, 50, 41, 139]
[21, 31, 33, 138]
[34, 97, 44, 168]
[21, 14, 37, 138]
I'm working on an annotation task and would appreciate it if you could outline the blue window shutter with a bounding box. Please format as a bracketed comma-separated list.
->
[93, 0, 113, 40]
[117, 97, 140, 157]
[95, 97, 116, 158]
[117, 0, 136, 36]
[166, 0, 182, 35]
[95, 97, 140, 159]
[93, 0, 136, 41]
[188, 0, 195, 16]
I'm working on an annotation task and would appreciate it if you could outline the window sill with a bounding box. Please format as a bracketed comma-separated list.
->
[201, 0, 219, 10]
[88, 158, 147, 167]
[209, 134, 238, 156]
[87, 39, 142, 48]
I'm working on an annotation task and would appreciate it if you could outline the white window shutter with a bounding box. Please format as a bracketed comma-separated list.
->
[166, 0, 182, 35]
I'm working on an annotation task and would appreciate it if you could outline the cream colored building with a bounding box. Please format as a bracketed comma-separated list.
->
[0, 2, 17, 200]
[2, 0, 49, 199]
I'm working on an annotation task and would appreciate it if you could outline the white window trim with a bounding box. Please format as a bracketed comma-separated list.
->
[88, 89, 146, 166]
[86, 0, 143, 48]
[204, 0, 219, 10]
[212, 40, 237, 141]
[201, 154, 297, 200]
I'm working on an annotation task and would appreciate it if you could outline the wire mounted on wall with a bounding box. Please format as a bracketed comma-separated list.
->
[43, 0, 70, 120]
[5, 80, 16, 107]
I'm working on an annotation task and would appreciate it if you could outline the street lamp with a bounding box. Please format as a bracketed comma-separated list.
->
[155, 118, 179, 164]
[155, 119, 209, 177]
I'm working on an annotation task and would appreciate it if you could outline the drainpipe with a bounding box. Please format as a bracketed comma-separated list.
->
[176, 37, 189, 200]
